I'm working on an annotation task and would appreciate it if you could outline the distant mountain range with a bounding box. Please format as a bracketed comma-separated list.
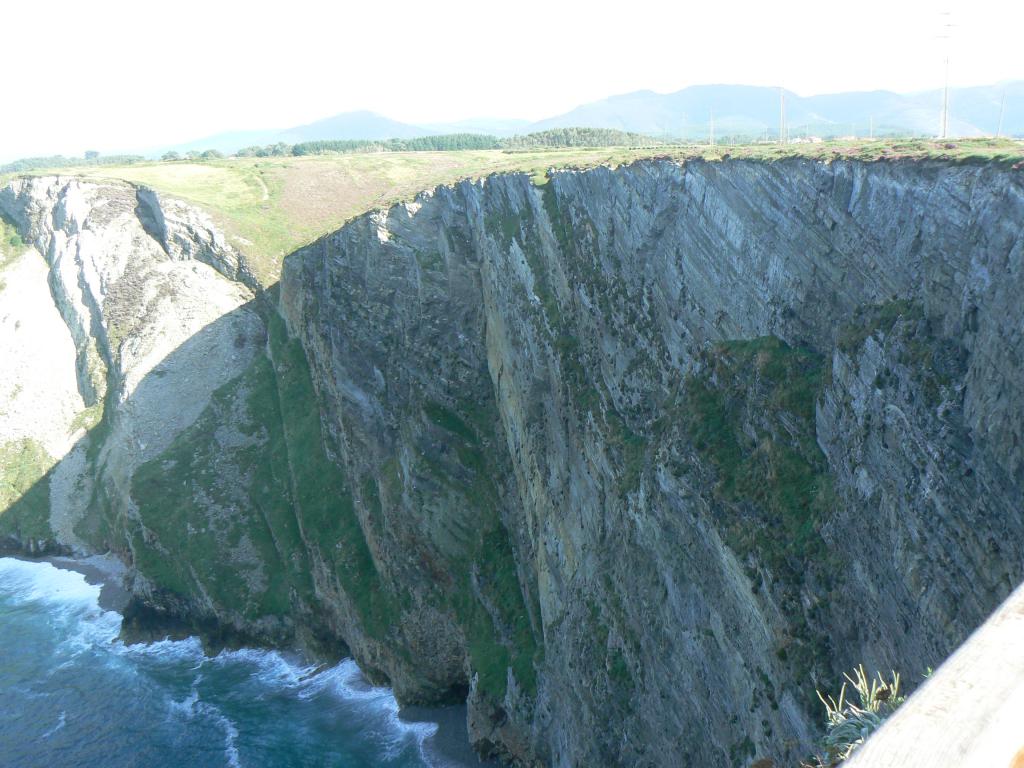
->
[164, 82, 1024, 155]
[166, 111, 431, 155]
[534, 82, 1024, 139]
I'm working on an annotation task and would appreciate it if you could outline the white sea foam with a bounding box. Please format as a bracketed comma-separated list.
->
[309, 659, 440, 761]
[0, 557, 122, 661]
[117, 633, 205, 662]
[167, 684, 201, 719]
[113, 610, 440, 765]
[211, 645, 319, 688]
[0, 557, 448, 767]
[40, 711, 66, 739]
[0, 557, 103, 609]
[167, 683, 242, 768]
[211, 650, 440, 762]
[198, 700, 242, 768]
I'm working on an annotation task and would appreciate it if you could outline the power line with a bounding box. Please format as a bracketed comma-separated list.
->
[779, 88, 787, 145]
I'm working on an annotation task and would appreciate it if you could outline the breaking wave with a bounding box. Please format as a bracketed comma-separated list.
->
[0, 557, 456, 768]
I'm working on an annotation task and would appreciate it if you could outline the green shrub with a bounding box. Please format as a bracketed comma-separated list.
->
[811, 665, 905, 765]
[0, 215, 25, 271]
[502, 127, 661, 149]
[289, 134, 501, 157]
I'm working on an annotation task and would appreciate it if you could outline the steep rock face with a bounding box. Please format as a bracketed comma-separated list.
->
[0, 177, 261, 560]
[817, 306, 1021, 672]
[280, 158, 1024, 766]
[2, 159, 1023, 768]
[0, 237, 84, 549]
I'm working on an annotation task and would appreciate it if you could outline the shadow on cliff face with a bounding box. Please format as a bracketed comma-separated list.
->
[0, 272, 526, 762]
[0, 274, 480, 699]
[0, 176, 522, 756]
[0, 291, 314, 640]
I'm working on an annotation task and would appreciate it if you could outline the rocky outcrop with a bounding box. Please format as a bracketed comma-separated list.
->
[134, 186, 257, 288]
[2, 158, 1022, 767]
[0, 177, 261, 557]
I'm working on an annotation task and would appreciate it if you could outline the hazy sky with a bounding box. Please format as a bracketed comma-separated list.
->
[2, 0, 1022, 161]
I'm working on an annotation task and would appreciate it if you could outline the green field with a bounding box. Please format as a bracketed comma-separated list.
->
[6, 138, 1022, 286]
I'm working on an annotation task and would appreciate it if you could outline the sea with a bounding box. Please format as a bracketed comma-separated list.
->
[0, 556, 479, 768]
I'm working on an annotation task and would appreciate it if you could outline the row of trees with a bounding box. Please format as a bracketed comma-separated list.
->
[160, 149, 224, 161]
[154, 128, 664, 164]
[0, 152, 145, 174]
[243, 132, 503, 158]
[503, 127, 658, 148]
[1, 128, 669, 173]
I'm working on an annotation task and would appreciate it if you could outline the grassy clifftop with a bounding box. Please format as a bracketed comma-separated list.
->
[5, 138, 1021, 286]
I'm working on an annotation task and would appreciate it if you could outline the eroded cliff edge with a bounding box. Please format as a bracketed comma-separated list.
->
[2, 158, 1022, 767]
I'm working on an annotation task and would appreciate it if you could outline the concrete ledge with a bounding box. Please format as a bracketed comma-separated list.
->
[848, 581, 1024, 767]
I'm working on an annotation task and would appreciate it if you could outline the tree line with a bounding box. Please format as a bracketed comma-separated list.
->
[1, 129, 667, 173]
[159, 128, 663, 161]
[0, 153, 146, 174]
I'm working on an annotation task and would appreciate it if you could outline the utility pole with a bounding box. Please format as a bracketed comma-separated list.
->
[996, 90, 1006, 138]
[936, 11, 955, 139]
[940, 56, 950, 139]
[779, 88, 787, 145]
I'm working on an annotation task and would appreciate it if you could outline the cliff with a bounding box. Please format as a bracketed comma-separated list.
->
[1, 158, 1022, 767]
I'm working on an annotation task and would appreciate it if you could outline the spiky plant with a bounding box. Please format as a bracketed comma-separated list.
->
[814, 665, 905, 765]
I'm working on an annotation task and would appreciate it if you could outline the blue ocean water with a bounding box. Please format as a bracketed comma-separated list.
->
[0, 557, 468, 768]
